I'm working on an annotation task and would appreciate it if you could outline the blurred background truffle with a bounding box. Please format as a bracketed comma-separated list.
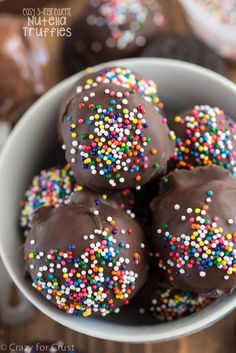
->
[0, 15, 49, 123]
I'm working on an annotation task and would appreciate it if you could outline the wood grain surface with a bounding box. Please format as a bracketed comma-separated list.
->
[1, 0, 236, 352]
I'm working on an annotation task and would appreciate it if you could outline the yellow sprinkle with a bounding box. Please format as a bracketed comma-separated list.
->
[226, 233, 232, 240]
[195, 208, 201, 214]
[29, 253, 34, 259]
[89, 134, 94, 139]
[123, 108, 129, 114]
[84, 158, 91, 164]
[83, 311, 91, 317]
[174, 116, 181, 123]
[77, 185, 83, 191]
[71, 132, 77, 138]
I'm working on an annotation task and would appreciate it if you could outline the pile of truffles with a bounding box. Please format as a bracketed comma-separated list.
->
[22, 66, 236, 321]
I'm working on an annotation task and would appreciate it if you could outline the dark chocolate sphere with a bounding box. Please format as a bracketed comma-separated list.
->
[63, 0, 167, 73]
[0, 15, 49, 123]
[151, 166, 236, 296]
[24, 191, 149, 317]
[170, 105, 236, 175]
[60, 82, 174, 192]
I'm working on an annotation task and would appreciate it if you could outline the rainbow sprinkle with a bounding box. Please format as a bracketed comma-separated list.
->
[20, 164, 75, 229]
[77, 67, 163, 111]
[64, 87, 160, 189]
[156, 189, 236, 280]
[171, 105, 236, 175]
[138, 288, 212, 321]
[87, 0, 166, 51]
[25, 218, 143, 317]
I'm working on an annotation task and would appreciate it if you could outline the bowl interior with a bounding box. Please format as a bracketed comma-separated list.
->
[0, 58, 236, 342]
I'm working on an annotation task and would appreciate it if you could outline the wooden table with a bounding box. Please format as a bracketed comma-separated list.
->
[1, 0, 236, 352]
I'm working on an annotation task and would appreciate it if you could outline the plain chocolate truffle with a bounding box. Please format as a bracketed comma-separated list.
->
[63, 0, 167, 73]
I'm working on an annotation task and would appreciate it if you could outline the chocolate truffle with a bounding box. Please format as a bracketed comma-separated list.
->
[20, 164, 136, 232]
[24, 192, 149, 317]
[170, 105, 236, 175]
[151, 166, 236, 296]
[60, 82, 174, 191]
[71, 186, 136, 219]
[62, 66, 164, 113]
[63, 0, 167, 73]
[131, 273, 212, 321]
[140, 34, 225, 75]
[20, 164, 76, 231]
[0, 15, 49, 123]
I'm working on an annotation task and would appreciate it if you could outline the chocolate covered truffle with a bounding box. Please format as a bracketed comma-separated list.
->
[140, 34, 226, 75]
[60, 82, 174, 191]
[132, 275, 212, 321]
[0, 15, 49, 123]
[20, 164, 76, 231]
[151, 166, 236, 296]
[24, 191, 149, 317]
[63, 0, 167, 73]
[170, 105, 236, 175]
[20, 164, 136, 232]
[62, 66, 164, 112]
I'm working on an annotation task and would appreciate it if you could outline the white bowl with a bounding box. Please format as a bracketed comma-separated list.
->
[0, 58, 236, 343]
[180, 0, 236, 60]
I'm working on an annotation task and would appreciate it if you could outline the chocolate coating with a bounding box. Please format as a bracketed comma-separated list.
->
[131, 271, 212, 321]
[70, 187, 136, 219]
[24, 193, 149, 317]
[170, 105, 236, 175]
[63, 0, 166, 73]
[151, 166, 236, 296]
[140, 33, 226, 75]
[60, 82, 174, 191]
[0, 15, 49, 123]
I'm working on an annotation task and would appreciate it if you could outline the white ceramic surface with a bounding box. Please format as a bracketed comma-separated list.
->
[180, 0, 236, 60]
[0, 58, 236, 343]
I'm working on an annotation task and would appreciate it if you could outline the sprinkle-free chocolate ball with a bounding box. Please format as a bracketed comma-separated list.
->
[170, 105, 236, 175]
[24, 192, 149, 317]
[63, 0, 167, 73]
[0, 15, 49, 123]
[151, 166, 236, 296]
[60, 82, 174, 191]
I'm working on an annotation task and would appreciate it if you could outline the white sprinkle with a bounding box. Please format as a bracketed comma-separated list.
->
[174, 204, 180, 210]
[228, 218, 234, 224]
[200, 271, 206, 277]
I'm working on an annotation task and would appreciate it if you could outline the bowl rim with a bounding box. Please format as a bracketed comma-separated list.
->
[0, 58, 236, 343]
